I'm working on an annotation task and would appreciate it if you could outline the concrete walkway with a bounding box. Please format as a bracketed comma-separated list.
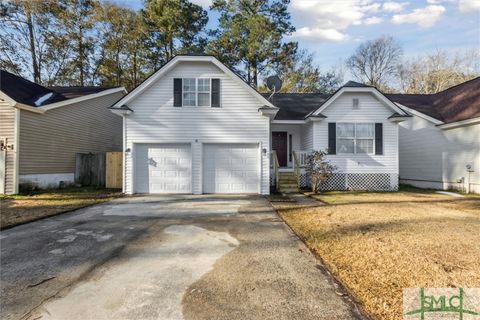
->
[1, 195, 362, 320]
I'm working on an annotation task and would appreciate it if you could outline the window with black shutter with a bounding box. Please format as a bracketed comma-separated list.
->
[328, 123, 336, 154]
[375, 123, 383, 155]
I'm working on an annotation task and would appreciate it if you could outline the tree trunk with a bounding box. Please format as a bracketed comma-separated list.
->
[133, 49, 138, 87]
[26, 10, 40, 84]
[252, 61, 258, 88]
[78, 31, 84, 86]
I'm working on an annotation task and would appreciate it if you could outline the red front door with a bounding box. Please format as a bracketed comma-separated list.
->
[272, 131, 288, 167]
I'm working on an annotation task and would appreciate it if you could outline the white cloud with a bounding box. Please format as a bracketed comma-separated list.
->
[458, 0, 480, 12]
[289, 0, 384, 41]
[363, 16, 384, 24]
[291, 27, 349, 41]
[382, 1, 407, 12]
[391, 5, 446, 27]
[189, 0, 212, 9]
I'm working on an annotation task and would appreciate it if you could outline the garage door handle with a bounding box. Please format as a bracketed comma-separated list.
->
[148, 158, 157, 167]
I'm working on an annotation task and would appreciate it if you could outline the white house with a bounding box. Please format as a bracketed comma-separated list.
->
[110, 55, 410, 195]
[387, 78, 480, 194]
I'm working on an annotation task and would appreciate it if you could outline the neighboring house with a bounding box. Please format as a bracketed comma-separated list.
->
[387, 78, 480, 194]
[110, 55, 410, 195]
[0, 70, 126, 194]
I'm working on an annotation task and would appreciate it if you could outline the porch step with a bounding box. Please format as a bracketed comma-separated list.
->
[277, 172, 299, 193]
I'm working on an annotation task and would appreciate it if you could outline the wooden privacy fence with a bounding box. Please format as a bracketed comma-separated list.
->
[75, 152, 123, 189]
[75, 153, 106, 187]
[106, 152, 123, 189]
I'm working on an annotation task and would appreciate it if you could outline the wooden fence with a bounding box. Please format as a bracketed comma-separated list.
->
[75, 152, 123, 189]
[106, 152, 123, 189]
[75, 153, 106, 187]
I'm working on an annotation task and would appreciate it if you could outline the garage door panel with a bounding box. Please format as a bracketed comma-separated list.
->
[203, 143, 259, 194]
[135, 144, 191, 194]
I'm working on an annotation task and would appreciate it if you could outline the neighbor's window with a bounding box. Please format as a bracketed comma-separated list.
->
[182, 78, 211, 107]
[337, 123, 374, 154]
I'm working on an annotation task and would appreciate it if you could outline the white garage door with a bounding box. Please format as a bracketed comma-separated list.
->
[135, 144, 191, 193]
[203, 143, 260, 193]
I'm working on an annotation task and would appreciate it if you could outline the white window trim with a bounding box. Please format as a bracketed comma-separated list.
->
[182, 78, 211, 107]
[336, 122, 375, 155]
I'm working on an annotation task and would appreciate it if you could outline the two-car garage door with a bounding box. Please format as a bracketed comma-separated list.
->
[134, 143, 260, 194]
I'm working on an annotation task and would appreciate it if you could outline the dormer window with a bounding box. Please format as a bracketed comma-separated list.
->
[174, 78, 220, 107]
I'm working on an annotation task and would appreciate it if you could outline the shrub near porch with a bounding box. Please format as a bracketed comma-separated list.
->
[274, 189, 480, 320]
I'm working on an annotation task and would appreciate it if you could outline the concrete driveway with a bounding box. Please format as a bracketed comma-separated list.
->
[0, 195, 362, 320]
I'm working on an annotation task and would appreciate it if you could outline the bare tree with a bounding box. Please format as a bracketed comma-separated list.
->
[398, 49, 480, 94]
[346, 35, 403, 89]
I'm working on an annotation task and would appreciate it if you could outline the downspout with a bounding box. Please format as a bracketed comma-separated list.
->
[122, 115, 126, 193]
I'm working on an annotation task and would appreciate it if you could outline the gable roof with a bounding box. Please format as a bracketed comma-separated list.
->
[0, 69, 122, 109]
[262, 93, 329, 120]
[112, 55, 277, 110]
[309, 81, 409, 118]
[386, 77, 480, 124]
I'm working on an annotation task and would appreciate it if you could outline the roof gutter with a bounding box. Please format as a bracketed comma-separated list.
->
[436, 117, 480, 130]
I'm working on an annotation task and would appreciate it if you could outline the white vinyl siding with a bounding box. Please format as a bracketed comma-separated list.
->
[399, 116, 480, 193]
[125, 61, 270, 194]
[313, 92, 399, 175]
[300, 122, 314, 151]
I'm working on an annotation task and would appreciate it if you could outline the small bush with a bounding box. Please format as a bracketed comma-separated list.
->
[305, 150, 336, 193]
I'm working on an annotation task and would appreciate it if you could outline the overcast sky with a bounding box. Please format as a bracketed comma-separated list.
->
[114, 0, 480, 74]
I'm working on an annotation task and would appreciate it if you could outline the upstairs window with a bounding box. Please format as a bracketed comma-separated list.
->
[197, 78, 211, 106]
[182, 78, 197, 106]
[181, 78, 211, 107]
[337, 123, 374, 154]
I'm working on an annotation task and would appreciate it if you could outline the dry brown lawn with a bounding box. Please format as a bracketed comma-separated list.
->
[273, 189, 480, 320]
[0, 187, 122, 229]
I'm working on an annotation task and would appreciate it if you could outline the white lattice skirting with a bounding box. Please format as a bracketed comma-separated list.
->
[299, 172, 398, 191]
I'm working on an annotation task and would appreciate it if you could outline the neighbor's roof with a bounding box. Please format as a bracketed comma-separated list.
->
[0, 70, 117, 107]
[386, 77, 480, 123]
[49, 86, 116, 99]
[261, 93, 330, 120]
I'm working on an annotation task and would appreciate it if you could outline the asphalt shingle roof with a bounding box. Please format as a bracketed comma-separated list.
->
[261, 93, 330, 120]
[0, 70, 116, 107]
[386, 77, 480, 123]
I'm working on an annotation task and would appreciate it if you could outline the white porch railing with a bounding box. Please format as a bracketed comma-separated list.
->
[293, 150, 309, 168]
[293, 150, 309, 188]
[271, 150, 280, 191]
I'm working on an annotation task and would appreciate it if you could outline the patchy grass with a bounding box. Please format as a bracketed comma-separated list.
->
[0, 187, 122, 229]
[273, 190, 480, 320]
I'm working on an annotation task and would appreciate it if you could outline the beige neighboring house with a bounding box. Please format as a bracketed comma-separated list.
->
[0, 70, 126, 194]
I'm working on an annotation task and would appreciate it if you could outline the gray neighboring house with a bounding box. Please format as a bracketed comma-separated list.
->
[0, 70, 126, 194]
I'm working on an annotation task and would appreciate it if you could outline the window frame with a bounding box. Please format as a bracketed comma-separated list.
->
[336, 122, 375, 155]
[181, 78, 211, 107]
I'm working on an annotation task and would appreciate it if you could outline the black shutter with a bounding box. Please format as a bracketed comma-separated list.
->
[211, 79, 220, 107]
[328, 123, 336, 154]
[375, 123, 383, 155]
[173, 78, 182, 107]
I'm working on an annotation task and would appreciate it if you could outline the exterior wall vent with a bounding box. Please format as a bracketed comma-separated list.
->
[353, 98, 359, 109]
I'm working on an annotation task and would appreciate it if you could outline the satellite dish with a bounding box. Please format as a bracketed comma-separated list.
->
[266, 75, 283, 92]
